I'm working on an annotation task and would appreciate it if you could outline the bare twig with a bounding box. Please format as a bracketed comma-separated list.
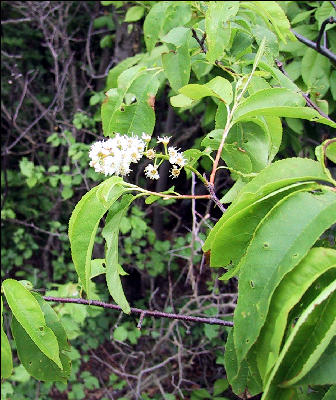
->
[316, 17, 336, 51]
[43, 296, 234, 326]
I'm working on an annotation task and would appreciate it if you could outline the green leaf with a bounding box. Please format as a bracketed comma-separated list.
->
[1, 297, 13, 379]
[243, 1, 294, 43]
[205, 1, 239, 63]
[203, 157, 331, 252]
[326, 141, 336, 164]
[213, 378, 229, 396]
[11, 314, 70, 382]
[302, 49, 330, 97]
[179, 77, 233, 104]
[262, 281, 336, 399]
[322, 386, 336, 400]
[68, 178, 129, 295]
[2, 279, 62, 369]
[210, 183, 318, 269]
[233, 190, 336, 365]
[91, 259, 106, 279]
[294, 337, 336, 386]
[233, 88, 305, 122]
[170, 93, 194, 108]
[255, 247, 336, 381]
[106, 54, 143, 90]
[102, 195, 135, 314]
[143, 1, 172, 51]
[161, 27, 191, 47]
[124, 6, 144, 22]
[162, 44, 190, 92]
[113, 325, 128, 342]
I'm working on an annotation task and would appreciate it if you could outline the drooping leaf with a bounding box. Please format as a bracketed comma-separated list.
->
[124, 5, 145, 23]
[179, 77, 233, 104]
[68, 178, 129, 295]
[204, 158, 332, 252]
[102, 195, 135, 314]
[2, 279, 62, 369]
[255, 248, 336, 381]
[1, 296, 13, 379]
[302, 48, 330, 97]
[205, 1, 239, 63]
[262, 281, 336, 399]
[11, 316, 70, 382]
[233, 189, 336, 365]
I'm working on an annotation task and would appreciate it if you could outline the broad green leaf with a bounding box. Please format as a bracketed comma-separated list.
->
[294, 337, 336, 386]
[203, 158, 331, 252]
[161, 27, 191, 47]
[3, 279, 62, 369]
[262, 281, 336, 399]
[101, 89, 124, 136]
[210, 183, 318, 268]
[191, 53, 213, 80]
[179, 77, 233, 104]
[108, 101, 155, 136]
[205, 2, 239, 63]
[302, 49, 330, 97]
[91, 259, 106, 279]
[233, 88, 305, 122]
[11, 315, 70, 382]
[242, 1, 294, 43]
[69, 179, 129, 295]
[124, 5, 144, 22]
[106, 54, 143, 90]
[102, 195, 135, 314]
[170, 93, 195, 108]
[1, 296, 12, 379]
[326, 141, 336, 164]
[143, 2, 172, 51]
[255, 248, 336, 381]
[162, 44, 190, 92]
[234, 190, 336, 365]
[322, 386, 336, 400]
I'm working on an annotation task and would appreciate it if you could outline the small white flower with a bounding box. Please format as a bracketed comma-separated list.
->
[144, 164, 160, 180]
[175, 153, 187, 167]
[142, 132, 151, 142]
[170, 165, 181, 179]
[145, 148, 156, 159]
[157, 136, 171, 145]
[168, 146, 179, 164]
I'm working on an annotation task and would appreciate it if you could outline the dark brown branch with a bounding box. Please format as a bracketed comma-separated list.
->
[291, 29, 336, 64]
[275, 59, 333, 122]
[316, 17, 336, 51]
[191, 28, 207, 53]
[43, 296, 234, 327]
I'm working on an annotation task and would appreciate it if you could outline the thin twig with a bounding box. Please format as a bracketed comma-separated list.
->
[275, 60, 333, 121]
[291, 28, 336, 64]
[43, 296, 234, 326]
[316, 17, 336, 51]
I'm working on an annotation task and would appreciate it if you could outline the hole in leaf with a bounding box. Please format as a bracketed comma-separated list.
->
[39, 326, 44, 331]
[263, 243, 269, 248]
[250, 280, 255, 288]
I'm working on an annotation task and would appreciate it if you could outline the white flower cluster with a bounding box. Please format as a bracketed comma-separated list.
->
[89, 133, 188, 180]
[89, 134, 145, 176]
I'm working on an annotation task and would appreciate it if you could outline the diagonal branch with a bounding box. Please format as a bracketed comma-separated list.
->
[291, 28, 336, 64]
[43, 296, 234, 327]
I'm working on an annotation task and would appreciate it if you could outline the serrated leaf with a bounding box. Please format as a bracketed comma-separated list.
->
[205, 1, 239, 63]
[204, 158, 331, 252]
[255, 247, 336, 382]
[233, 190, 336, 365]
[143, 2, 172, 51]
[1, 297, 13, 379]
[102, 195, 134, 314]
[162, 44, 190, 92]
[262, 281, 336, 399]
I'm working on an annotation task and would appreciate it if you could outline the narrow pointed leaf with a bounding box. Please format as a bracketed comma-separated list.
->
[262, 281, 336, 399]
[255, 247, 336, 381]
[233, 190, 336, 364]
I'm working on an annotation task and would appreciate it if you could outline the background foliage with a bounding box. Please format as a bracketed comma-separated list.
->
[1, 1, 335, 399]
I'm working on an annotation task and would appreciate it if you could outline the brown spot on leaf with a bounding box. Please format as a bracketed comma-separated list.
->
[148, 95, 156, 110]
